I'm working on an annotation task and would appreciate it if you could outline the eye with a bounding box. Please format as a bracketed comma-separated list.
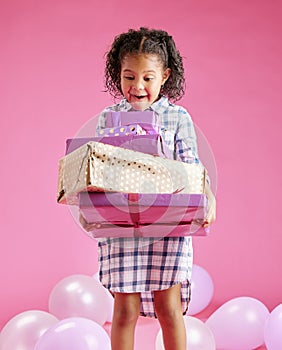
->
[123, 76, 134, 80]
[144, 76, 154, 82]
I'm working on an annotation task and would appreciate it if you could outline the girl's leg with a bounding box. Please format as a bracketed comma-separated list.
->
[154, 284, 186, 350]
[111, 292, 141, 350]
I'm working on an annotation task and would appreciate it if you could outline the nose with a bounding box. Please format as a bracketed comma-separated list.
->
[131, 78, 144, 91]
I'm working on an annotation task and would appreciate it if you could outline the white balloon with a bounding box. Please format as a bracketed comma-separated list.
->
[155, 316, 216, 350]
[206, 297, 269, 350]
[188, 265, 214, 315]
[0, 310, 58, 350]
[34, 317, 111, 350]
[264, 304, 282, 350]
[49, 274, 112, 325]
[93, 272, 114, 323]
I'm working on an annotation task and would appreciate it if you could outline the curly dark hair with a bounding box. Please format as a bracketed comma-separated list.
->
[104, 27, 185, 102]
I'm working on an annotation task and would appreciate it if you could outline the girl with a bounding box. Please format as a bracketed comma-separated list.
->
[96, 27, 216, 350]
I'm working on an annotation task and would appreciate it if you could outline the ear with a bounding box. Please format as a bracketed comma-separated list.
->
[162, 68, 171, 85]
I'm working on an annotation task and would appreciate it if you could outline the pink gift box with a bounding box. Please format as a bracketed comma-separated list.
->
[105, 111, 159, 134]
[79, 192, 209, 238]
[65, 134, 173, 159]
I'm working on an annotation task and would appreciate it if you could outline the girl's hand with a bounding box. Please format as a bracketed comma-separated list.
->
[203, 182, 216, 228]
[79, 214, 102, 232]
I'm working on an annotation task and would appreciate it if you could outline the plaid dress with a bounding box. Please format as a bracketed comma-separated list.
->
[96, 96, 199, 318]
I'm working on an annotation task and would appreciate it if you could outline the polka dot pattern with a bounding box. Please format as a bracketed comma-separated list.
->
[57, 141, 206, 204]
[98, 124, 146, 137]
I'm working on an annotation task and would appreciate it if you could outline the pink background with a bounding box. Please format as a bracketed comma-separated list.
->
[1, 0, 281, 348]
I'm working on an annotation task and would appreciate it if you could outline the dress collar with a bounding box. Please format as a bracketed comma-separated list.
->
[118, 96, 171, 113]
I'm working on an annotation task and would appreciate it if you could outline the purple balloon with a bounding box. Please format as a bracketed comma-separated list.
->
[0, 310, 58, 350]
[264, 304, 282, 349]
[188, 265, 214, 315]
[34, 317, 111, 350]
[206, 297, 269, 350]
[49, 274, 112, 325]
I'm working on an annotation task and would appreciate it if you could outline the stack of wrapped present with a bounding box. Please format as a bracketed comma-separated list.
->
[57, 111, 209, 238]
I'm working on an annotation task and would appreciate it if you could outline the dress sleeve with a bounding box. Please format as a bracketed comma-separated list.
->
[95, 109, 107, 136]
[175, 108, 211, 184]
[175, 109, 199, 164]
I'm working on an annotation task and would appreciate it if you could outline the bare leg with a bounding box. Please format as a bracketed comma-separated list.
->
[154, 284, 186, 350]
[111, 292, 141, 350]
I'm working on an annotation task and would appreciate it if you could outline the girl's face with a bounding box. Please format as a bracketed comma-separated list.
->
[120, 54, 170, 109]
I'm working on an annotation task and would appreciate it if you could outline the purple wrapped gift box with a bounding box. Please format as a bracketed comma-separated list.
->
[105, 110, 159, 134]
[65, 134, 173, 159]
[79, 192, 209, 238]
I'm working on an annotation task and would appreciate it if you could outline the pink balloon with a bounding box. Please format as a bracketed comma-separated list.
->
[264, 304, 282, 349]
[0, 310, 58, 350]
[34, 317, 110, 350]
[155, 316, 216, 350]
[206, 297, 269, 350]
[48, 274, 112, 325]
[188, 265, 214, 315]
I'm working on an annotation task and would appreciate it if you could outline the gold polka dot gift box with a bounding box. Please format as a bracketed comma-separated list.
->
[57, 140, 207, 206]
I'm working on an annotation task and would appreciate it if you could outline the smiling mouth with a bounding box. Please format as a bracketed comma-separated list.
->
[132, 94, 147, 99]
